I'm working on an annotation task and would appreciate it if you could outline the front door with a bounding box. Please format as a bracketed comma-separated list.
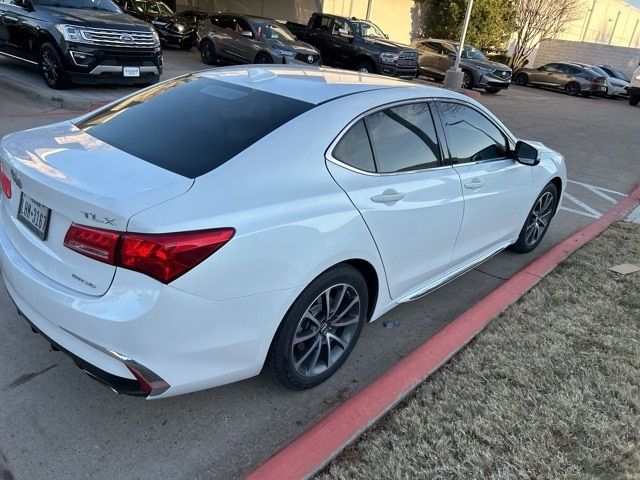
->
[436, 101, 532, 266]
[327, 102, 464, 299]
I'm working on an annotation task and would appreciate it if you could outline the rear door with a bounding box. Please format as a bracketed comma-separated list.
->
[326, 102, 464, 299]
[435, 101, 532, 266]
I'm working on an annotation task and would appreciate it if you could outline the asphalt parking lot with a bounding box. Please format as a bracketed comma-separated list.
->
[1, 55, 639, 480]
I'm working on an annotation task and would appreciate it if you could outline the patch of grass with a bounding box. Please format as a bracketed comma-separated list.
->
[320, 221, 640, 480]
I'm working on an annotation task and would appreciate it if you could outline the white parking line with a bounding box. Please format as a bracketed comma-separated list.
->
[560, 180, 628, 219]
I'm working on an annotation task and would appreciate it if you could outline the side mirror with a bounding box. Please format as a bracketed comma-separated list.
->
[18, 0, 33, 10]
[240, 30, 253, 38]
[514, 140, 540, 166]
[384, 33, 389, 39]
[338, 28, 351, 37]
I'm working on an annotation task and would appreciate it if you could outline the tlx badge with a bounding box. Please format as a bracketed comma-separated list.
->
[82, 212, 117, 225]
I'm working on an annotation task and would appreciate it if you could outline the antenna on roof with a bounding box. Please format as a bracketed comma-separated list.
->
[247, 68, 277, 83]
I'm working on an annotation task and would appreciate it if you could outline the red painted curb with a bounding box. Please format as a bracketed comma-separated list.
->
[247, 184, 640, 480]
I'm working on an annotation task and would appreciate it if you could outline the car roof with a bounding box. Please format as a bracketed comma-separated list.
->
[194, 65, 457, 105]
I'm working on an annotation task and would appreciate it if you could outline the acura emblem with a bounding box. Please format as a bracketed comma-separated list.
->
[120, 34, 134, 42]
[10, 169, 22, 189]
[307, 55, 314, 64]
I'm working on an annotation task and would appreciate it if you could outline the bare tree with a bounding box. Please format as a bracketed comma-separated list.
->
[511, 0, 584, 68]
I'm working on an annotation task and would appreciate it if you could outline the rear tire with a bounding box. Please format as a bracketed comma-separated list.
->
[267, 264, 368, 390]
[255, 52, 274, 64]
[510, 183, 558, 253]
[200, 39, 217, 65]
[630, 94, 640, 106]
[565, 82, 580, 96]
[39, 42, 68, 90]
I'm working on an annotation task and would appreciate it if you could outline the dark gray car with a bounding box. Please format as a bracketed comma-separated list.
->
[411, 38, 512, 94]
[514, 62, 607, 97]
[197, 13, 321, 66]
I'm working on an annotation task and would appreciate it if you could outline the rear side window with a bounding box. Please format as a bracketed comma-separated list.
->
[437, 102, 508, 164]
[365, 103, 441, 173]
[75, 75, 313, 178]
[332, 120, 375, 172]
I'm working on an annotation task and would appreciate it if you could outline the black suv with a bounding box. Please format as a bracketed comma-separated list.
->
[0, 0, 162, 89]
[286, 13, 418, 79]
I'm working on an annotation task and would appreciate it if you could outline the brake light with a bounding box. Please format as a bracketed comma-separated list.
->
[1, 163, 11, 199]
[64, 224, 235, 283]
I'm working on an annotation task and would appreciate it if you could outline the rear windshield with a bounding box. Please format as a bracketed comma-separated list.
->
[76, 75, 313, 178]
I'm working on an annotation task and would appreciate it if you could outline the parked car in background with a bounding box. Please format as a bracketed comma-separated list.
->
[0, 0, 162, 89]
[412, 39, 511, 94]
[571, 63, 629, 98]
[514, 62, 606, 97]
[0, 65, 565, 397]
[197, 14, 320, 66]
[598, 65, 631, 83]
[629, 63, 640, 106]
[115, 0, 202, 49]
[285, 13, 418, 78]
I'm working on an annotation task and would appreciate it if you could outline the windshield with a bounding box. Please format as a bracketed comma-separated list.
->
[133, 0, 173, 15]
[250, 21, 296, 41]
[34, 0, 121, 12]
[586, 65, 608, 77]
[461, 45, 487, 61]
[353, 21, 386, 38]
[605, 67, 630, 82]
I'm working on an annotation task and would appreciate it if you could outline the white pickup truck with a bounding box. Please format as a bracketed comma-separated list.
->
[630, 63, 640, 106]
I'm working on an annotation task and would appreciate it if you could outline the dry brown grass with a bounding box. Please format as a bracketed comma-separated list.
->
[319, 221, 640, 480]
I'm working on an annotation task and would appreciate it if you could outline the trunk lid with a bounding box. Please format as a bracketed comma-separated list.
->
[0, 122, 193, 296]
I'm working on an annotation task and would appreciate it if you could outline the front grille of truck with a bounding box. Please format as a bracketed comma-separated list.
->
[81, 28, 157, 48]
[397, 51, 418, 67]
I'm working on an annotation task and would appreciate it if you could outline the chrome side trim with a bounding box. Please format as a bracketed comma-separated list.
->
[396, 239, 516, 303]
[0, 51, 38, 65]
[88, 65, 159, 75]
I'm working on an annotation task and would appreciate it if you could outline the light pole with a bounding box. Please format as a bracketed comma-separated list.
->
[581, 0, 597, 42]
[444, 0, 474, 90]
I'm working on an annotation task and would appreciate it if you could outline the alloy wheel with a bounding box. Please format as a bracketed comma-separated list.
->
[566, 83, 580, 96]
[41, 48, 59, 87]
[461, 71, 472, 89]
[524, 191, 554, 246]
[291, 284, 360, 377]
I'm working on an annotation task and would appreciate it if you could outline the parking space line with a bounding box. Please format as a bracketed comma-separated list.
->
[561, 193, 602, 219]
[567, 179, 627, 203]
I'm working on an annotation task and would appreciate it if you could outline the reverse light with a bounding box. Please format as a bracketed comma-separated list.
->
[64, 225, 235, 283]
[1, 163, 12, 199]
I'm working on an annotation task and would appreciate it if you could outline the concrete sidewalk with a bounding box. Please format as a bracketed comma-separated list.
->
[0, 47, 203, 111]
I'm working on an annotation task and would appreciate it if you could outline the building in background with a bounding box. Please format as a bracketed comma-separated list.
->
[560, 0, 640, 47]
[174, 0, 416, 44]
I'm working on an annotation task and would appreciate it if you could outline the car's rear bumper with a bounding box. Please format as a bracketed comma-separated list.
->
[0, 214, 295, 398]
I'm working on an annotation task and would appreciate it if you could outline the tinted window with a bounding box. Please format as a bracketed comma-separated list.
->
[332, 17, 353, 35]
[332, 120, 375, 172]
[365, 103, 441, 173]
[437, 102, 508, 164]
[76, 76, 313, 178]
[311, 15, 332, 31]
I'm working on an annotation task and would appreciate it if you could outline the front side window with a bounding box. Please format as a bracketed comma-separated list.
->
[250, 20, 295, 41]
[365, 103, 441, 173]
[332, 18, 353, 36]
[437, 102, 508, 164]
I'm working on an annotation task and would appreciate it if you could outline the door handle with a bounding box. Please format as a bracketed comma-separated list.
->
[464, 179, 485, 190]
[3, 15, 19, 23]
[371, 189, 405, 204]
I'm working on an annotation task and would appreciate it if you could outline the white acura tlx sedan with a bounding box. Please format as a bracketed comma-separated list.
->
[0, 66, 566, 398]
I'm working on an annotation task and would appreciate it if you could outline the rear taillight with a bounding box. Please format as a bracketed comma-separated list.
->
[63, 224, 235, 283]
[119, 229, 235, 283]
[1, 163, 11, 199]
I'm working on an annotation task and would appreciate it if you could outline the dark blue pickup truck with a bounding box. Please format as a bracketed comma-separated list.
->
[285, 12, 418, 79]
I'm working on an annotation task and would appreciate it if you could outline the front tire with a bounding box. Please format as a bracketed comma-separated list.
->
[200, 39, 217, 65]
[356, 59, 375, 74]
[510, 183, 558, 253]
[267, 265, 368, 390]
[514, 72, 528, 86]
[461, 70, 474, 89]
[39, 42, 68, 90]
[255, 52, 274, 64]
[630, 94, 640, 106]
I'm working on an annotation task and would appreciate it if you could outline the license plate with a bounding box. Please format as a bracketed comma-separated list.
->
[17, 193, 51, 241]
[123, 67, 140, 78]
